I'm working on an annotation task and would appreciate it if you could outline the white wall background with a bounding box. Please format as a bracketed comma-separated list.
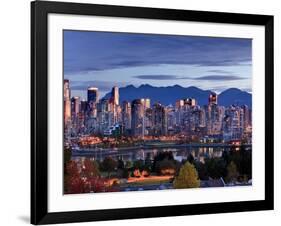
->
[0, 0, 279, 225]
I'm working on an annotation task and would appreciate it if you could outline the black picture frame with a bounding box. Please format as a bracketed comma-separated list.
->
[31, 0, 274, 224]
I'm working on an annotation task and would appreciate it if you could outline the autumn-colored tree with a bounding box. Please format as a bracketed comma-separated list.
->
[173, 162, 200, 189]
[64, 161, 85, 194]
[66, 176, 86, 194]
[226, 161, 239, 183]
[133, 169, 141, 177]
[82, 159, 100, 178]
[66, 160, 80, 177]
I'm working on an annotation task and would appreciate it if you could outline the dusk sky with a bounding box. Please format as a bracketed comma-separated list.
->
[64, 30, 252, 99]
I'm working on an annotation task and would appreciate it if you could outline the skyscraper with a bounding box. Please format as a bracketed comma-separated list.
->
[152, 103, 167, 136]
[71, 96, 81, 135]
[184, 98, 196, 107]
[87, 87, 99, 118]
[63, 79, 71, 126]
[208, 92, 218, 105]
[87, 87, 99, 104]
[131, 99, 144, 137]
[122, 101, 131, 130]
[111, 86, 119, 106]
[175, 99, 184, 110]
[71, 96, 80, 117]
[97, 98, 110, 131]
[141, 98, 150, 109]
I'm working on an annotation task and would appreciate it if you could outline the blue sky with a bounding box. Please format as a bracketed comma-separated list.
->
[64, 30, 252, 99]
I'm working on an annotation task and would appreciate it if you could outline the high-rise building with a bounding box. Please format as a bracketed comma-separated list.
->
[122, 101, 131, 130]
[152, 103, 167, 136]
[87, 87, 99, 118]
[223, 105, 244, 141]
[208, 92, 218, 105]
[64, 79, 71, 99]
[111, 86, 119, 106]
[71, 96, 80, 117]
[87, 87, 99, 104]
[71, 96, 81, 135]
[175, 99, 184, 110]
[241, 105, 251, 129]
[63, 79, 71, 126]
[166, 106, 176, 134]
[97, 98, 110, 131]
[184, 98, 196, 107]
[204, 104, 224, 135]
[80, 100, 88, 113]
[141, 98, 150, 109]
[131, 99, 144, 137]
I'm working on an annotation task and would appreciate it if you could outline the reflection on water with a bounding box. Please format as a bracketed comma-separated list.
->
[71, 146, 232, 163]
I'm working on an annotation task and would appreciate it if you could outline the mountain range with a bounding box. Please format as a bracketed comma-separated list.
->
[103, 84, 252, 108]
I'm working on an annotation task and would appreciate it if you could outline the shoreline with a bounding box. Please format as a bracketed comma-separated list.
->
[72, 143, 252, 156]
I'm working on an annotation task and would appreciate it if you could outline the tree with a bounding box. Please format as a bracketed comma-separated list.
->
[117, 159, 125, 169]
[187, 153, 195, 164]
[82, 159, 100, 178]
[102, 157, 117, 178]
[194, 161, 209, 180]
[152, 151, 174, 172]
[155, 159, 176, 175]
[64, 148, 71, 164]
[173, 162, 200, 189]
[133, 159, 144, 171]
[226, 161, 239, 183]
[133, 169, 141, 177]
[205, 158, 226, 179]
[64, 160, 85, 194]
[125, 160, 133, 169]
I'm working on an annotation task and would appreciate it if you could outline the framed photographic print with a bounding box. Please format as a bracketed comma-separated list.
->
[31, 0, 274, 224]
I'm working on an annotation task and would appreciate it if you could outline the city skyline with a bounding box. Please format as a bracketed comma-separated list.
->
[64, 79, 252, 141]
[64, 30, 252, 99]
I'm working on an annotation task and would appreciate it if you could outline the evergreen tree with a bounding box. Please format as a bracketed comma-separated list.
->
[173, 162, 200, 189]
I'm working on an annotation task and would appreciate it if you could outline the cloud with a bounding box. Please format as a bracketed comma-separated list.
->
[133, 75, 188, 80]
[242, 88, 252, 93]
[64, 31, 252, 73]
[194, 75, 246, 81]
[207, 69, 233, 74]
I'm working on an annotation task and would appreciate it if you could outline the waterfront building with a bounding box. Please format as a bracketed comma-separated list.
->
[208, 92, 218, 105]
[71, 96, 81, 135]
[204, 93, 224, 136]
[152, 103, 167, 136]
[111, 86, 119, 106]
[63, 79, 71, 133]
[87, 87, 99, 104]
[141, 98, 151, 109]
[122, 101, 132, 131]
[131, 99, 144, 137]
[183, 98, 196, 107]
[175, 99, 184, 110]
[80, 100, 88, 113]
[71, 96, 80, 117]
[223, 105, 244, 141]
[87, 87, 99, 118]
[97, 98, 110, 132]
[145, 107, 153, 135]
[166, 106, 176, 134]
